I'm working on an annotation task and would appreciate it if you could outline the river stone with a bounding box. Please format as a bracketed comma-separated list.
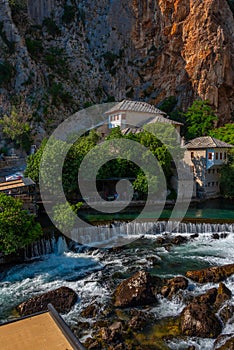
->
[171, 235, 188, 245]
[180, 302, 222, 338]
[17, 286, 77, 316]
[219, 304, 234, 324]
[81, 303, 100, 318]
[213, 333, 234, 350]
[214, 283, 232, 309]
[161, 276, 188, 299]
[186, 264, 234, 283]
[194, 287, 218, 305]
[113, 270, 156, 307]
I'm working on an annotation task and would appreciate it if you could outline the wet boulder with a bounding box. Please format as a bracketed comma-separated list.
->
[212, 233, 220, 240]
[171, 235, 188, 245]
[186, 264, 234, 283]
[194, 287, 218, 305]
[190, 233, 199, 239]
[17, 286, 77, 316]
[214, 283, 232, 309]
[113, 270, 156, 308]
[128, 309, 154, 331]
[161, 276, 188, 299]
[213, 333, 234, 350]
[180, 302, 222, 338]
[99, 321, 124, 343]
[219, 304, 234, 324]
[81, 303, 100, 318]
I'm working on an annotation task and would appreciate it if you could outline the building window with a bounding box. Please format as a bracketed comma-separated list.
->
[208, 152, 213, 160]
[217, 168, 220, 173]
[224, 152, 227, 160]
[208, 169, 211, 174]
[220, 152, 223, 160]
[213, 169, 215, 174]
[191, 152, 194, 159]
[208, 182, 210, 187]
[212, 182, 215, 186]
[216, 153, 218, 160]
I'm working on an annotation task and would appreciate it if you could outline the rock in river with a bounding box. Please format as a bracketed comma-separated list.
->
[161, 276, 188, 299]
[186, 264, 234, 283]
[17, 286, 77, 316]
[213, 333, 234, 350]
[113, 270, 156, 308]
[180, 302, 222, 338]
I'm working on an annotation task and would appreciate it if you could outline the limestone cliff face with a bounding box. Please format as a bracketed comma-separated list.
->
[0, 0, 233, 136]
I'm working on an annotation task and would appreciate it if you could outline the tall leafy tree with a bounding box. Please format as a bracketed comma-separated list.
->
[220, 150, 234, 198]
[0, 193, 42, 255]
[0, 106, 32, 153]
[184, 100, 218, 140]
[25, 138, 47, 183]
[209, 124, 234, 145]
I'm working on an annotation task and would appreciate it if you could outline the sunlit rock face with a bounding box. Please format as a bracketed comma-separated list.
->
[0, 0, 233, 134]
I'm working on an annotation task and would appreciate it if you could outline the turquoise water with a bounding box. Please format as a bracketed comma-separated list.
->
[80, 198, 234, 222]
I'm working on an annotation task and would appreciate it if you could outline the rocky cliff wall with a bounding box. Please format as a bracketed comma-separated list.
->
[27, 0, 55, 24]
[0, 0, 233, 137]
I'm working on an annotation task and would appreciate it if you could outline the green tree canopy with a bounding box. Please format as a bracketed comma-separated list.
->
[25, 138, 47, 183]
[0, 106, 32, 152]
[52, 202, 82, 233]
[25, 127, 173, 198]
[0, 193, 42, 255]
[209, 124, 234, 145]
[184, 100, 218, 140]
[220, 150, 234, 198]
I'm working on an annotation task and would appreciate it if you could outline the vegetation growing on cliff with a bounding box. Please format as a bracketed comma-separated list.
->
[0, 193, 42, 255]
[184, 100, 218, 140]
[209, 124, 234, 145]
[220, 150, 234, 198]
[0, 106, 32, 153]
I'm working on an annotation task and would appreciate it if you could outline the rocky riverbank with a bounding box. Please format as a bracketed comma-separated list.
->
[10, 233, 234, 350]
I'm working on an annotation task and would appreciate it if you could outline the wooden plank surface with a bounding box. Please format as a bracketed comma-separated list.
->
[0, 313, 74, 350]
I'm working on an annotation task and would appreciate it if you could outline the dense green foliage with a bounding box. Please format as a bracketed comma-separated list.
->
[0, 193, 42, 255]
[43, 18, 61, 36]
[62, 4, 76, 24]
[25, 38, 43, 58]
[220, 150, 234, 198]
[53, 202, 82, 232]
[0, 106, 32, 152]
[209, 124, 234, 145]
[25, 139, 47, 183]
[26, 126, 173, 197]
[159, 96, 177, 114]
[184, 100, 218, 140]
[0, 60, 15, 86]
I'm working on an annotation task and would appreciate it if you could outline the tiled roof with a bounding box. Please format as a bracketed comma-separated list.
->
[185, 136, 233, 149]
[121, 127, 143, 135]
[104, 99, 164, 115]
[143, 115, 183, 126]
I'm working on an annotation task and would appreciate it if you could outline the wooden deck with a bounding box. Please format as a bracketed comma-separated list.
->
[0, 305, 85, 350]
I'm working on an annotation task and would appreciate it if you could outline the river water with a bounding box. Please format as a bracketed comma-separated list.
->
[0, 219, 234, 349]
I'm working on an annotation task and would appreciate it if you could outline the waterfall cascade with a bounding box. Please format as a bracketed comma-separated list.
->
[22, 221, 234, 259]
[24, 236, 68, 260]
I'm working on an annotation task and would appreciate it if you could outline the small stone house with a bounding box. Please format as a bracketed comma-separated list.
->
[184, 136, 233, 198]
[104, 99, 183, 135]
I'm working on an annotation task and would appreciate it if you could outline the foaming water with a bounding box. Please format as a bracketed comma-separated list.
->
[0, 224, 233, 349]
[0, 237, 103, 322]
